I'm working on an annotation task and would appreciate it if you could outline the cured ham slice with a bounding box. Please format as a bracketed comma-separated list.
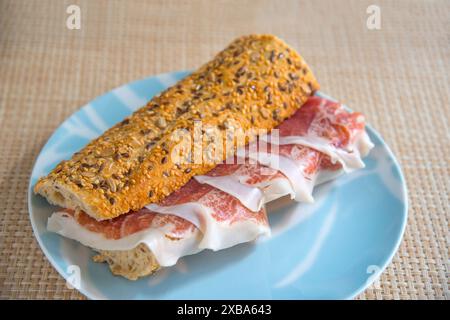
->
[196, 143, 322, 211]
[195, 162, 289, 211]
[47, 208, 202, 266]
[262, 96, 373, 171]
[195, 96, 373, 211]
[146, 179, 270, 251]
[48, 179, 270, 265]
[47, 178, 270, 265]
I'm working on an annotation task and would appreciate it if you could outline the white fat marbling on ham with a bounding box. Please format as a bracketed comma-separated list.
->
[146, 179, 270, 251]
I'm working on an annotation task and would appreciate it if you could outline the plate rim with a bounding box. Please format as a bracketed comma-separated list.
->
[27, 71, 408, 300]
[314, 92, 409, 299]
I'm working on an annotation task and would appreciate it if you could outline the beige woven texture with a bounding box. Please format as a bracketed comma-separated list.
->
[0, 0, 448, 300]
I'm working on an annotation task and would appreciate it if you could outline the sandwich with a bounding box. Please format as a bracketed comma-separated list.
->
[35, 34, 373, 280]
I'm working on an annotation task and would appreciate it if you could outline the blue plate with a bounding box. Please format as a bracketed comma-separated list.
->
[28, 71, 408, 299]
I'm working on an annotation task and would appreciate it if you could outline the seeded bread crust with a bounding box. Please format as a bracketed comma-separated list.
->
[34, 34, 319, 221]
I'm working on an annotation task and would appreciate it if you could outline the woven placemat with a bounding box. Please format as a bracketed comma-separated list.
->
[0, 0, 448, 300]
